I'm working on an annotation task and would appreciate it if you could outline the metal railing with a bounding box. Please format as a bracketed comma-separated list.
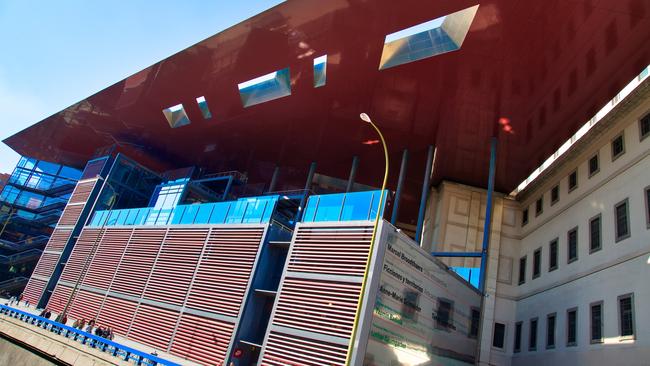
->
[0, 304, 180, 366]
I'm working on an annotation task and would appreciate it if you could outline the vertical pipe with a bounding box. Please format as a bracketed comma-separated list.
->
[267, 166, 280, 193]
[415, 145, 434, 245]
[391, 149, 409, 225]
[345, 156, 360, 192]
[478, 137, 498, 294]
[297, 162, 316, 221]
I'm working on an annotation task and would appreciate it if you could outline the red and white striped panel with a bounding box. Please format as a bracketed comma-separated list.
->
[97, 295, 138, 336]
[129, 303, 179, 350]
[68, 180, 97, 204]
[32, 252, 61, 278]
[109, 228, 165, 297]
[59, 228, 103, 283]
[142, 228, 207, 306]
[185, 227, 264, 317]
[272, 277, 361, 339]
[82, 228, 133, 290]
[68, 289, 104, 322]
[170, 313, 235, 366]
[261, 330, 348, 366]
[22, 277, 48, 306]
[288, 225, 373, 276]
[47, 284, 72, 314]
[58, 204, 85, 226]
[43, 228, 72, 252]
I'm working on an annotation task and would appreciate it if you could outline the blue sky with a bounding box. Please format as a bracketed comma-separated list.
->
[0, 0, 283, 174]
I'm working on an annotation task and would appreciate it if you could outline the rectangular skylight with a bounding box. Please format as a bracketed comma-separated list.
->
[379, 5, 479, 70]
[238, 68, 291, 107]
[162, 103, 191, 128]
[313, 55, 327, 88]
[196, 96, 212, 119]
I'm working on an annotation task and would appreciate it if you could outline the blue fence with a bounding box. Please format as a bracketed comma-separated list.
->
[0, 304, 180, 366]
[302, 190, 388, 223]
[88, 195, 279, 227]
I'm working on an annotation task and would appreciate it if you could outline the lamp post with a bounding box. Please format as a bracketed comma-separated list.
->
[345, 113, 389, 366]
[59, 181, 118, 321]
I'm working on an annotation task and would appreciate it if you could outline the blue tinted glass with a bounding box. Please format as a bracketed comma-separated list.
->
[261, 197, 278, 223]
[242, 198, 266, 223]
[134, 208, 150, 225]
[106, 210, 121, 225]
[59, 166, 82, 180]
[35, 160, 60, 175]
[170, 206, 186, 225]
[226, 201, 247, 224]
[209, 202, 230, 224]
[156, 208, 174, 225]
[302, 196, 319, 222]
[369, 190, 388, 219]
[181, 205, 199, 224]
[341, 191, 374, 221]
[145, 209, 161, 225]
[90, 211, 105, 226]
[123, 209, 136, 225]
[115, 210, 128, 226]
[314, 193, 344, 222]
[194, 204, 214, 224]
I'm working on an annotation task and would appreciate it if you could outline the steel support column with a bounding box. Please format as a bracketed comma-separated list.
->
[478, 137, 497, 293]
[345, 156, 359, 192]
[267, 166, 280, 192]
[391, 149, 408, 225]
[415, 145, 434, 245]
[297, 162, 316, 221]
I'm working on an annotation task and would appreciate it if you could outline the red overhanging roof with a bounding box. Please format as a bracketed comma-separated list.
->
[4, 0, 650, 222]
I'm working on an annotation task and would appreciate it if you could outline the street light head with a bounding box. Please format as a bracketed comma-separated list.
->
[359, 113, 372, 123]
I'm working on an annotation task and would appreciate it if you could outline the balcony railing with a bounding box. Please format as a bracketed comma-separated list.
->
[0, 304, 180, 366]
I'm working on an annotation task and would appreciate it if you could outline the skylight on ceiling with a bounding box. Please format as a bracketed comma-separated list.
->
[196, 96, 212, 119]
[313, 55, 327, 88]
[379, 4, 479, 70]
[238, 68, 291, 107]
[162, 103, 191, 128]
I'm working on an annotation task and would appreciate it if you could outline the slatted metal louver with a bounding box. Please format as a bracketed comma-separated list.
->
[44, 229, 73, 252]
[287, 226, 373, 276]
[58, 204, 85, 226]
[68, 180, 96, 204]
[59, 228, 103, 283]
[22, 278, 47, 306]
[272, 277, 361, 338]
[32, 252, 61, 278]
[185, 227, 264, 317]
[97, 295, 138, 335]
[81, 228, 133, 290]
[170, 313, 235, 366]
[261, 330, 348, 366]
[142, 228, 208, 305]
[128, 303, 179, 350]
[67, 289, 103, 321]
[47, 284, 72, 314]
[108, 228, 165, 297]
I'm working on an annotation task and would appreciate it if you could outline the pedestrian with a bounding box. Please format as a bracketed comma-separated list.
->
[106, 327, 114, 341]
[72, 319, 79, 328]
[44, 309, 51, 319]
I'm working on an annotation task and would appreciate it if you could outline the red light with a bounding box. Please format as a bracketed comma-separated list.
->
[362, 139, 380, 145]
[503, 124, 513, 133]
[498, 117, 510, 126]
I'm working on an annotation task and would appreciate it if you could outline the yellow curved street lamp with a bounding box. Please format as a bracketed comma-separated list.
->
[345, 113, 389, 365]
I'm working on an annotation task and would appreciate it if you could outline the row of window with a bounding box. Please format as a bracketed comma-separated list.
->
[522, 113, 650, 226]
[518, 197, 633, 285]
[492, 293, 636, 352]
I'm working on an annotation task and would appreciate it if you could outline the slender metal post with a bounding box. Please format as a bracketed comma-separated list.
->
[345, 113, 389, 366]
[391, 149, 408, 225]
[415, 145, 434, 245]
[478, 137, 497, 294]
[296, 162, 316, 221]
[267, 166, 280, 193]
[346, 156, 360, 192]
